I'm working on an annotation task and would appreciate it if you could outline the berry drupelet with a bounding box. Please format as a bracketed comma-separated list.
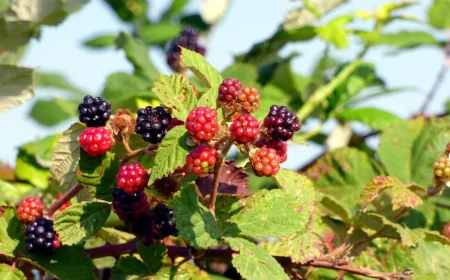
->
[230, 114, 260, 144]
[78, 95, 111, 127]
[116, 163, 149, 194]
[112, 189, 150, 222]
[167, 27, 206, 72]
[17, 197, 44, 223]
[135, 106, 172, 144]
[251, 147, 281, 177]
[25, 218, 61, 255]
[186, 145, 218, 178]
[79, 127, 114, 157]
[185, 107, 219, 141]
[263, 105, 301, 141]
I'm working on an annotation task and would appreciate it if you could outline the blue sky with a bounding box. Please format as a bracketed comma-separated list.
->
[1, 0, 449, 169]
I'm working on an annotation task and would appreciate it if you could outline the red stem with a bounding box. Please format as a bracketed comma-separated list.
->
[45, 183, 83, 218]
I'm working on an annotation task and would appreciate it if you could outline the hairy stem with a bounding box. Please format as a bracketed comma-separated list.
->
[85, 241, 412, 280]
[45, 183, 83, 218]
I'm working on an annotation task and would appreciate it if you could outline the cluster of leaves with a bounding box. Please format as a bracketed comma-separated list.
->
[1, 0, 450, 279]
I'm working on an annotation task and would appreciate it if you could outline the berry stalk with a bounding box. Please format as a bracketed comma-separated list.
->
[45, 183, 83, 218]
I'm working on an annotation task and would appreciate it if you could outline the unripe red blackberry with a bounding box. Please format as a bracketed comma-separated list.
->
[17, 197, 44, 223]
[186, 145, 218, 178]
[25, 218, 61, 255]
[135, 106, 172, 144]
[185, 107, 219, 141]
[441, 222, 450, 240]
[116, 163, 149, 195]
[79, 127, 114, 157]
[433, 157, 450, 185]
[56, 194, 71, 212]
[112, 189, 150, 221]
[251, 147, 281, 177]
[256, 138, 288, 163]
[78, 95, 111, 127]
[237, 86, 260, 113]
[218, 78, 242, 104]
[263, 105, 301, 141]
[230, 114, 260, 144]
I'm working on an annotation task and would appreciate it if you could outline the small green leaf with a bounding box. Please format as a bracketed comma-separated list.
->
[148, 126, 192, 185]
[180, 47, 222, 89]
[428, 0, 450, 29]
[0, 208, 23, 257]
[111, 256, 148, 280]
[225, 189, 310, 238]
[221, 63, 258, 85]
[317, 15, 353, 49]
[83, 34, 117, 49]
[173, 184, 222, 248]
[138, 23, 182, 45]
[161, 0, 189, 20]
[97, 227, 135, 245]
[137, 242, 166, 274]
[391, 183, 423, 210]
[35, 72, 87, 96]
[77, 151, 120, 201]
[278, 232, 324, 264]
[358, 176, 401, 209]
[54, 202, 111, 245]
[337, 107, 402, 131]
[30, 98, 79, 126]
[224, 237, 289, 280]
[15, 151, 51, 189]
[50, 122, 84, 192]
[0, 64, 34, 114]
[0, 264, 26, 280]
[320, 196, 351, 224]
[151, 74, 197, 120]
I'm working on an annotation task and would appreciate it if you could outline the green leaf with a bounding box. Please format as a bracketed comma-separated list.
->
[151, 266, 190, 280]
[0, 264, 26, 280]
[337, 107, 402, 131]
[278, 232, 324, 264]
[148, 126, 192, 185]
[225, 189, 311, 238]
[83, 34, 116, 49]
[111, 256, 148, 280]
[173, 184, 222, 248]
[358, 176, 400, 209]
[35, 72, 87, 96]
[77, 151, 120, 201]
[291, 133, 309, 145]
[413, 242, 450, 279]
[30, 98, 79, 126]
[0, 208, 23, 257]
[138, 23, 182, 45]
[137, 242, 166, 274]
[180, 47, 222, 89]
[97, 227, 135, 245]
[104, 0, 147, 22]
[15, 147, 51, 189]
[391, 183, 423, 210]
[320, 196, 351, 224]
[25, 245, 95, 280]
[161, 0, 189, 20]
[151, 74, 197, 120]
[364, 31, 438, 50]
[0, 64, 34, 114]
[224, 237, 289, 280]
[317, 15, 353, 49]
[50, 122, 84, 192]
[222, 63, 258, 85]
[115, 32, 158, 80]
[428, 0, 450, 29]
[54, 202, 111, 245]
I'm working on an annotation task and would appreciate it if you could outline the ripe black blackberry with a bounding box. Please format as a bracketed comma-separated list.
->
[135, 106, 172, 144]
[132, 204, 178, 245]
[25, 218, 61, 255]
[78, 95, 112, 127]
[112, 189, 150, 222]
[263, 105, 301, 141]
[167, 26, 206, 72]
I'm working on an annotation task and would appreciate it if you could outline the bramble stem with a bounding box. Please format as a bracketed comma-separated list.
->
[208, 139, 233, 219]
[85, 241, 412, 280]
[45, 183, 83, 218]
[119, 144, 158, 166]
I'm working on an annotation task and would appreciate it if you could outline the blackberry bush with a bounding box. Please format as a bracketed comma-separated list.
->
[135, 106, 172, 144]
[78, 95, 111, 127]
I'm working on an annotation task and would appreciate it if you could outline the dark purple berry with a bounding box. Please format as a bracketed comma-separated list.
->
[78, 95, 112, 127]
[112, 188, 150, 222]
[263, 105, 301, 141]
[135, 106, 172, 144]
[25, 218, 61, 255]
[166, 26, 206, 72]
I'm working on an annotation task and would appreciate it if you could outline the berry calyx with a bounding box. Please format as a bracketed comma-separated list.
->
[25, 218, 61, 255]
[116, 163, 149, 195]
[237, 86, 260, 113]
[263, 105, 301, 141]
[230, 114, 260, 144]
[17, 197, 44, 223]
[185, 107, 219, 141]
[256, 138, 288, 163]
[79, 127, 114, 157]
[78, 95, 111, 127]
[112, 189, 150, 221]
[56, 194, 71, 212]
[433, 157, 450, 184]
[441, 222, 450, 240]
[135, 106, 172, 144]
[218, 78, 242, 104]
[251, 147, 281, 177]
[186, 145, 218, 178]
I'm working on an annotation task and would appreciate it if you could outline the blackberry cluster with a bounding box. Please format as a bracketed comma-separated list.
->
[263, 105, 301, 141]
[78, 95, 112, 127]
[25, 218, 61, 255]
[135, 106, 172, 144]
[79, 127, 114, 157]
[433, 157, 450, 184]
[185, 107, 219, 141]
[251, 147, 281, 177]
[116, 163, 149, 194]
[132, 204, 179, 245]
[218, 78, 242, 104]
[167, 27, 206, 72]
[17, 197, 44, 223]
[112, 189, 150, 222]
[256, 138, 288, 163]
[230, 114, 260, 144]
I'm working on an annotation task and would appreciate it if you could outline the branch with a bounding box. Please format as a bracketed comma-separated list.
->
[84, 241, 412, 280]
[419, 30, 450, 114]
[119, 144, 158, 166]
[45, 183, 83, 218]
